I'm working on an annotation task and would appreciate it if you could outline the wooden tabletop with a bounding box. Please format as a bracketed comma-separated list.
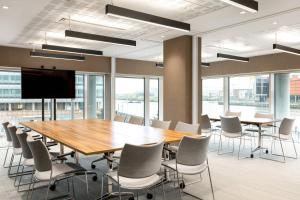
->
[21, 119, 193, 155]
[210, 116, 280, 126]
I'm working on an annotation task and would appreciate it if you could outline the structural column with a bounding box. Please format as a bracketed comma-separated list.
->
[164, 35, 201, 128]
[86, 75, 97, 119]
[274, 73, 290, 119]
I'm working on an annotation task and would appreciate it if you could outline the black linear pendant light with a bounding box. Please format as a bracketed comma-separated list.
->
[42, 44, 103, 56]
[30, 51, 85, 61]
[220, 0, 258, 13]
[273, 44, 300, 56]
[65, 30, 136, 46]
[201, 62, 210, 67]
[217, 53, 249, 62]
[105, 4, 191, 32]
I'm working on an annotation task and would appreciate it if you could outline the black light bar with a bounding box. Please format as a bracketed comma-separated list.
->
[65, 30, 136, 46]
[273, 44, 300, 56]
[42, 44, 103, 56]
[155, 62, 164, 68]
[217, 53, 249, 62]
[220, 0, 258, 13]
[30, 51, 85, 61]
[201, 62, 210, 67]
[105, 4, 190, 32]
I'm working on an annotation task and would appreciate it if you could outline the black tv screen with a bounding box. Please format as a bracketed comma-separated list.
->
[21, 68, 75, 99]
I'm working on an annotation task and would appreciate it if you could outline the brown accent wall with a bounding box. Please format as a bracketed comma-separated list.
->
[116, 58, 163, 76]
[202, 52, 300, 77]
[163, 35, 193, 128]
[0, 46, 111, 72]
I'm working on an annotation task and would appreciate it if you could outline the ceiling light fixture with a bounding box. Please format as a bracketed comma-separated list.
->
[105, 4, 190, 32]
[42, 44, 103, 56]
[273, 44, 300, 56]
[156, 62, 164, 68]
[240, 11, 246, 14]
[2, 5, 8, 9]
[220, 0, 258, 13]
[201, 62, 210, 67]
[217, 53, 249, 62]
[30, 51, 85, 61]
[65, 30, 136, 46]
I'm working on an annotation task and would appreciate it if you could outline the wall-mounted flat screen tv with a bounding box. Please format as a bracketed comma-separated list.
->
[21, 68, 75, 99]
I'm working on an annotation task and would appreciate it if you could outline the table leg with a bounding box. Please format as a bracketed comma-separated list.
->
[251, 124, 268, 158]
[106, 153, 113, 193]
[74, 151, 80, 165]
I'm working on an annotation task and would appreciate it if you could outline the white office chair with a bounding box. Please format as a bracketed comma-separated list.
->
[151, 119, 171, 130]
[2, 122, 13, 168]
[114, 115, 126, 122]
[163, 135, 215, 200]
[99, 142, 165, 200]
[218, 116, 250, 159]
[128, 116, 144, 125]
[261, 118, 296, 162]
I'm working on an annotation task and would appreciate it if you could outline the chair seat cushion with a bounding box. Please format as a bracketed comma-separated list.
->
[222, 131, 242, 138]
[23, 158, 34, 166]
[163, 160, 207, 175]
[35, 162, 86, 181]
[107, 171, 161, 190]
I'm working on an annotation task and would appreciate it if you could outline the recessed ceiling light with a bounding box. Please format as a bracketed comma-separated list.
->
[272, 21, 278, 25]
[161, 35, 165, 38]
[2, 5, 8, 9]
[240, 11, 246, 14]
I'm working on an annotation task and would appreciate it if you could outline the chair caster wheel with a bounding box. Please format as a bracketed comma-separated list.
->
[179, 182, 185, 189]
[250, 154, 254, 158]
[265, 149, 269, 154]
[91, 164, 96, 169]
[50, 184, 56, 191]
[146, 193, 153, 199]
[128, 197, 135, 200]
[92, 175, 98, 181]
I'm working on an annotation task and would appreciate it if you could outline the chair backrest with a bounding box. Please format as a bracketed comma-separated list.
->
[200, 115, 211, 130]
[279, 118, 295, 135]
[2, 122, 12, 142]
[128, 116, 144, 125]
[16, 129, 33, 159]
[114, 115, 126, 122]
[151, 119, 171, 130]
[27, 137, 52, 172]
[254, 113, 273, 119]
[220, 116, 242, 134]
[225, 111, 241, 117]
[175, 121, 199, 134]
[118, 142, 164, 178]
[177, 135, 211, 166]
[7, 125, 21, 148]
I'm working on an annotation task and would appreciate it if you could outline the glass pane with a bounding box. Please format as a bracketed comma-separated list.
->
[115, 77, 145, 118]
[86, 75, 104, 119]
[150, 78, 159, 120]
[229, 75, 270, 118]
[202, 78, 224, 116]
[290, 73, 300, 123]
[56, 99, 72, 120]
[0, 71, 43, 131]
[74, 75, 84, 119]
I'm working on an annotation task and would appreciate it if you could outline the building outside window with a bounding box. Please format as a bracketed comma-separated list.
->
[150, 78, 159, 120]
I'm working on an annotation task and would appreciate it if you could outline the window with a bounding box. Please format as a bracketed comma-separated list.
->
[202, 78, 224, 116]
[115, 77, 145, 118]
[86, 75, 104, 119]
[150, 78, 159, 120]
[229, 75, 270, 118]
[289, 73, 300, 122]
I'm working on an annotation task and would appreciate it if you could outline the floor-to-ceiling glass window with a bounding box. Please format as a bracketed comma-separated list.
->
[202, 78, 224, 116]
[289, 73, 300, 123]
[150, 78, 159, 120]
[229, 75, 270, 117]
[115, 77, 145, 118]
[86, 74, 104, 119]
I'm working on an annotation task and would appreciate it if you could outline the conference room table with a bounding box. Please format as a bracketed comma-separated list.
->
[210, 116, 281, 158]
[21, 119, 193, 163]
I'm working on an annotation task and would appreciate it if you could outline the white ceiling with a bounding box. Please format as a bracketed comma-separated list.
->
[1, 0, 300, 62]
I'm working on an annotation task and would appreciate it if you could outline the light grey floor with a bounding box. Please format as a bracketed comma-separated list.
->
[1, 136, 300, 200]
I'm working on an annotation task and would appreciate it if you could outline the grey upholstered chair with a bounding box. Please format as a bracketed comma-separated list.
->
[245, 113, 274, 134]
[2, 122, 12, 168]
[102, 142, 165, 200]
[218, 116, 250, 159]
[7, 125, 23, 176]
[163, 135, 215, 200]
[15, 129, 34, 191]
[114, 115, 126, 122]
[151, 119, 171, 130]
[26, 137, 93, 200]
[128, 116, 144, 125]
[174, 121, 199, 134]
[262, 118, 296, 162]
